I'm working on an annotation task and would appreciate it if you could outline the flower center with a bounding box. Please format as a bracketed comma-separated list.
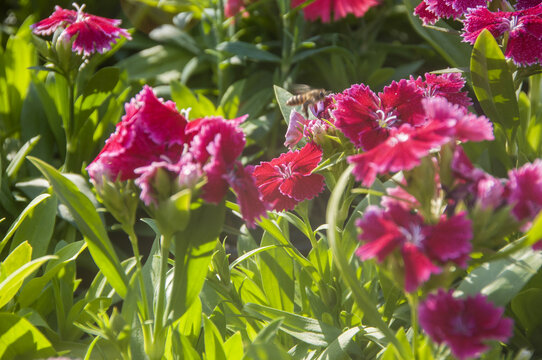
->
[275, 164, 293, 179]
[507, 16, 520, 31]
[376, 109, 398, 128]
[451, 314, 474, 336]
[72, 2, 87, 22]
[399, 223, 424, 247]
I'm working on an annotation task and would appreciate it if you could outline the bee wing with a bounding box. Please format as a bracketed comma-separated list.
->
[290, 84, 312, 94]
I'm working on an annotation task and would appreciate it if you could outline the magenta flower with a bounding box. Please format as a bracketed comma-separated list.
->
[252, 143, 325, 212]
[284, 109, 337, 149]
[224, 0, 246, 17]
[31, 3, 131, 56]
[419, 290, 513, 360]
[356, 204, 472, 292]
[414, 0, 487, 25]
[462, 5, 542, 66]
[87, 86, 187, 183]
[292, 0, 379, 23]
[333, 80, 425, 151]
[407, 72, 472, 108]
[506, 159, 542, 224]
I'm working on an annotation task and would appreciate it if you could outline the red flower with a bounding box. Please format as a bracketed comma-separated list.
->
[356, 205, 471, 292]
[407, 72, 472, 108]
[334, 80, 425, 151]
[506, 159, 542, 224]
[419, 290, 513, 360]
[87, 86, 187, 182]
[31, 3, 131, 56]
[292, 0, 379, 23]
[253, 143, 325, 212]
[224, 0, 246, 17]
[462, 5, 542, 66]
[413, 0, 487, 25]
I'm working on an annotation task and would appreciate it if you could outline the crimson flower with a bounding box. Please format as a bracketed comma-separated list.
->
[31, 3, 131, 56]
[414, 0, 487, 25]
[506, 160, 542, 224]
[356, 205, 472, 292]
[292, 0, 379, 23]
[333, 80, 425, 151]
[87, 86, 187, 182]
[407, 72, 472, 108]
[252, 143, 325, 212]
[225, 0, 246, 17]
[419, 290, 513, 360]
[462, 5, 542, 66]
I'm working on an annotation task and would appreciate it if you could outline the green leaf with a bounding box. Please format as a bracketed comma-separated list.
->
[11, 192, 57, 259]
[244, 303, 341, 346]
[259, 227, 295, 312]
[316, 327, 361, 360]
[511, 288, 542, 337]
[0, 313, 55, 359]
[242, 319, 291, 360]
[6, 135, 40, 180]
[224, 331, 244, 360]
[456, 247, 542, 306]
[18, 240, 87, 308]
[470, 29, 519, 130]
[82, 67, 120, 97]
[28, 157, 128, 298]
[0, 193, 51, 254]
[203, 316, 227, 360]
[274, 85, 296, 125]
[216, 41, 281, 62]
[0, 242, 56, 309]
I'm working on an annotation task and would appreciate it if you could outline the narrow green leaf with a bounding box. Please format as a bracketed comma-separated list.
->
[223, 331, 244, 360]
[317, 327, 361, 360]
[28, 157, 128, 298]
[216, 41, 281, 62]
[470, 29, 519, 129]
[0, 313, 55, 359]
[203, 317, 227, 360]
[6, 135, 40, 179]
[229, 244, 282, 270]
[0, 193, 51, 254]
[274, 85, 296, 125]
[244, 303, 341, 346]
[456, 247, 542, 306]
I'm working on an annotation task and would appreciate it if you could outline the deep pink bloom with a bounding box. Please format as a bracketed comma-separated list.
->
[227, 165, 268, 227]
[225, 0, 246, 17]
[517, 0, 542, 10]
[413, 0, 487, 24]
[134, 161, 183, 207]
[462, 5, 542, 66]
[284, 109, 336, 149]
[424, 212, 472, 267]
[407, 72, 472, 108]
[356, 205, 440, 292]
[334, 80, 425, 151]
[284, 110, 310, 149]
[348, 120, 453, 187]
[292, 0, 379, 23]
[31, 4, 131, 56]
[253, 143, 325, 212]
[87, 86, 187, 182]
[506, 160, 542, 223]
[419, 290, 513, 360]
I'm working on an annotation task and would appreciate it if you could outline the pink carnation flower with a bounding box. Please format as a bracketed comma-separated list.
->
[31, 3, 131, 56]
[292, 0, 379, 23]
[252, 142, 325, 212]
[87, 86, 187, 182]
[334, 80, 425, 151]
[413, 0, 487, 25]
[419, 290, 513, 360]
[462, 5, 542, 66]
[506, 159, 542, 224]
[407, 72, 472, 108]
[356, 205, 472, 292]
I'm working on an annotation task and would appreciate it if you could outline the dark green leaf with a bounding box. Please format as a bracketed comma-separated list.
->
[216, 41, 281, 63]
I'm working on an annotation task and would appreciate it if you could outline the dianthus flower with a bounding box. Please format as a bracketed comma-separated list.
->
[252, 142, 325, 212]
[462, 5, 542, 66]
[333, 80, 425, 151]
[506, 159, 542, 224]
[347, 97, 492, 187]
[292, 0, 379, 23]
[284, 109, 336, 149]
[31, 3, 131, 56]
[356, 205, 472, 292]
[87, 86, 187, 182]
[419, 290, 513, 360]
[224, 0, 246, 17]
[407, 72, 472, 108]
[413, 0, 488, 25]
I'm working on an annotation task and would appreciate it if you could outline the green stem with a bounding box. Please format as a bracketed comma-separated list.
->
[407, 292, 419, 359]
[154, 234, 170, 335]
[127, 229, 151, 323]
[63, 78, 77, 172]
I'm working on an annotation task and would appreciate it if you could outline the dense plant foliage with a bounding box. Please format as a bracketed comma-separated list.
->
[2, 0, 542, 359]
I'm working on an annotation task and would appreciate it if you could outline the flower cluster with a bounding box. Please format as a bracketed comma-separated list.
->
[419, 290, 513, 360]
[31, 3, 131, 56]
[87, 86, 266, 227]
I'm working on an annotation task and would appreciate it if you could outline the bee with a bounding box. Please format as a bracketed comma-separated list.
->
[286, 85, 329, 117]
